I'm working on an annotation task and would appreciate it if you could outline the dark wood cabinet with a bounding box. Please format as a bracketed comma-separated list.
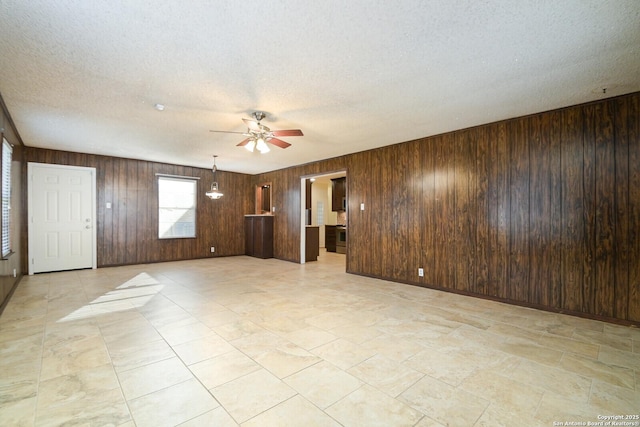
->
[331, 177, 346, 211]
[305, 226, 319, 261]
[245, 215, 273, 259]
[325, 225, 336, 252]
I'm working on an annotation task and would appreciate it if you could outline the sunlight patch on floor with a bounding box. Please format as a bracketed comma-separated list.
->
[57, 272, 163, 322]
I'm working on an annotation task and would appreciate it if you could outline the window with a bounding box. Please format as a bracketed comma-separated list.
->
[158, 175, 197, 239]
[2, 138, 12, 257]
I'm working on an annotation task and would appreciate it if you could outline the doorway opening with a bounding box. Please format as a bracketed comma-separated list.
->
[300, 170, 347, 268]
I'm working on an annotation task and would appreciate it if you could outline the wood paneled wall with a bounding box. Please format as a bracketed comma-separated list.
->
[23, 149, 253, 268]
[257, 93, 640, 324]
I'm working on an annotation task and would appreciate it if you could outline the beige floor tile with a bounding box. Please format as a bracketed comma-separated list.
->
[311, 338, 377, 370]
[211, 368, 296, 423]
[559, 352, 635, 389]
[535, 393, 606, 425]
[348, 354, 424, 397]
[413, 416, 446, 427]
[0, 358, 41, 388]
[603, 323, 640, 340]
[361, 333, 426, 362]
[171, 332, 235, 365]
[0, 395, 37, 426]
[303, 310, 357, 330]
[157, 318, 212, 346]
[128, 378, 218, 427]
[253, 342, 322, 378]
[573, 327, 633, 351]
[40, 335, 112, 381]
[213, 319, 267, 341]
[399, 374, 489, 426]
[0, 379, 37, 410]
[486, 322, 544, 341]
[178, 406, 239, 427]
[36, 388, 130, 427]
[533, 332, 600, 358]
[0, 333, 44, 368]
[509, 359, 592, 403]
[250, 312, 311, 335]
[2, 253, 638, 426]
[0, 313, 46, 334]
[326, 384, 423, 427]
[283, 326, 338, 350]
[494, 336, 565, 366]
[117, 357, 193, 400]
[284, 361, 362, 409]
[36, 364, 130, 427]
[477, 403, 547, 427]
[404, 348, 477, 386]
[140, 303, 193, 329]
[229, 329, 291, 358]
[189, 349, 261, 389]
[375, 318, 448, 342]
[197, 308, 242, 328]
[459, 369, 543, 416]
[243, 395, 340, 427]
[329, 323, 382, 344]
[598, 345, 640, 371]
[106, 337, 175, 373]
[589, 380, 640, 413]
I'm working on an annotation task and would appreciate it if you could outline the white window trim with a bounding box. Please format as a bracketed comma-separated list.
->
[157, 174, 198, 239]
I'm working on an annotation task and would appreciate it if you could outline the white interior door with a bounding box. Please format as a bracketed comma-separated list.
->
[28, 163, 97, 274]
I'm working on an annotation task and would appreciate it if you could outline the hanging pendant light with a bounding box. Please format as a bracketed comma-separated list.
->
[206, 155, 223, 199]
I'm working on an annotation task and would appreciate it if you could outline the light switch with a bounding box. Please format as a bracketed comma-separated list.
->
[360, 203, 365, 211]
[106, 202, 112, 209]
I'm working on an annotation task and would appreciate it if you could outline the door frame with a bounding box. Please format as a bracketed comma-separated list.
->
[27, 162, 98, 275]
[299, 169, 347, 265]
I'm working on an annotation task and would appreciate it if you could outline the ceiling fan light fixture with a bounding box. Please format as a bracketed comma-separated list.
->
[256, 137, 270, 153]
[245, 139, 256, 152]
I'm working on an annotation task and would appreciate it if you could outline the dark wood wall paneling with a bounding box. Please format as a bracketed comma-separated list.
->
[23, 149, 253, 268]
[256, 92, 640, 325]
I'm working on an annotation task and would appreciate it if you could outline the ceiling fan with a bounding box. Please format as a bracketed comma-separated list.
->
[210, 112, 303, 153]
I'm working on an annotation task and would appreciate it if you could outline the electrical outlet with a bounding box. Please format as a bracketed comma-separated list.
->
[418, 268, 424, 277]
[210, 246, 215, 253]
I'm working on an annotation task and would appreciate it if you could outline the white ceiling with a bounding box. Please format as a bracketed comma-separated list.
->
[1, 1, 639, 175]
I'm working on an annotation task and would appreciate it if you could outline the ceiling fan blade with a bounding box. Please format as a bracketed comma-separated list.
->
[242, 118, 262, 132]
[270, 129, 303, 137]
[210, 130, 247, 134]
[268, 137, 291, 149]
[236, 138, 251, 147]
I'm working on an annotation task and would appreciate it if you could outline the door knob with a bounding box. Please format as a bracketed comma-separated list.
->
[85, 225, 91, 229]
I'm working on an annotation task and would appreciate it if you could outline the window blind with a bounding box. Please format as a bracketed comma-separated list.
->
[2, 139, 12, 257]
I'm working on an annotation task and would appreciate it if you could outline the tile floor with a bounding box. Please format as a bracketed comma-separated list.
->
[1, 250, 639, 426]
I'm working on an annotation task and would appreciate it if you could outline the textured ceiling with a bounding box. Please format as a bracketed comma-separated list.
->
[1, 1, 639, 174]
